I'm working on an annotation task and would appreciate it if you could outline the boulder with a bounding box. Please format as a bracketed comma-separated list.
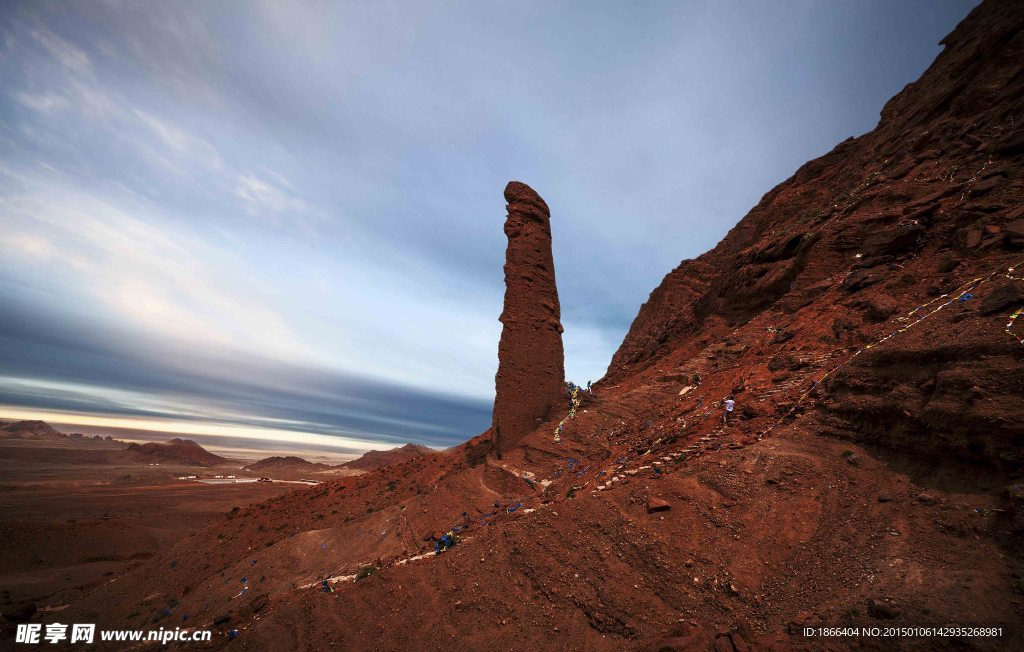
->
[954, 228, 983, 249]
[861, 225, 924, 257]
[768, 353, 805, 372]
[741, 403, 768, 420]
[868, 599, 901, 619]
[937, 255, 960, 273]
[967, 176, 1003, 197]
[980, 281, 1023, 315]
[889, 159, 915, 179]
[963, 201, 1006, 213]
[1007, 220, 1024, 248]
[962, 386, 984, 402]
[647, 497, 671, 514]
[993, 129, 1024, 154]
[844, 271, 882, 292]
[787, 612, 814, 634]
[714, 637, 736, 652]
[906, 202, 940, 222]
[913, 148, 942, 163]
[867, 294, 898, 320]
[771, 329, 795, 344]
[905, 183, 965, 211]
[730, 633, 751, 652]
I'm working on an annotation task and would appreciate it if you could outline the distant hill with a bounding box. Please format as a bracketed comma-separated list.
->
[0, 420, 67, 441]
[243, 444, 434, 476]
[127, 438, 227, 467]
[243, 456, 333, 474]
[342, 443, 434, 472]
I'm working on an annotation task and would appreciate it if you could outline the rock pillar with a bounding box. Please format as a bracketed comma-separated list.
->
[491, 181, 565, 457]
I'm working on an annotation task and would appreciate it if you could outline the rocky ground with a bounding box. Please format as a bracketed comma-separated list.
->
[4, 1, 1024, 650]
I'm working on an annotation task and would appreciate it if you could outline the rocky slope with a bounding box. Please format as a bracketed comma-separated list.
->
[607, 0, 1024, 486]
[12, 2, 1024, 651]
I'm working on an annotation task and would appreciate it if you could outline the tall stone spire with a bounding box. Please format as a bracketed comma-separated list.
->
[491, 181, 565, 457]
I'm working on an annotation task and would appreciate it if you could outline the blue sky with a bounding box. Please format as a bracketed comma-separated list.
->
[0, 0, 980, 451]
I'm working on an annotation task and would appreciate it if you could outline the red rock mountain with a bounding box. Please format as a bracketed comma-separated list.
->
[341, 443, 434, 472]
[0, 420, 67, 441]
[126, 438, 228, 467]
[243, 446, 433, 476]
[48, 2, 1024, 650]
[243, 456, 333, 474]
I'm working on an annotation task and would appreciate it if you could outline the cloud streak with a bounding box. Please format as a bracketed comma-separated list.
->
[0, 292, 491, 448]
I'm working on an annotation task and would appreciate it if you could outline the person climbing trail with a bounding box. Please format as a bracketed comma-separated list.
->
[587, 380, 595, 396]
[554, 382, 582, 443]
[723, 395, 735, 425]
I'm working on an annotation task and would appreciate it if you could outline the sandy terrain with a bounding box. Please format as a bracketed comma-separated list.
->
[0, 440, 301, 615]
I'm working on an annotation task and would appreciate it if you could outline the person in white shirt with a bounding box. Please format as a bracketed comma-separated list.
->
[723, 396, 735, 425]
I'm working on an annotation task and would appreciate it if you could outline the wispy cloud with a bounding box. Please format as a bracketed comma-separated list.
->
[235, 173, 307, 219]
[133, 109, 223, 168]
[0, 174, 310, 361]
[0, 230, 59, 260]
[14, 91, 67, 114]
[29, 26, 92, 74]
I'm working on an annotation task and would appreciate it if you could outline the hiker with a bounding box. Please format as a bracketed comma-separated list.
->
[723, 395, 735, 425]
[586, 380, 595, 396]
